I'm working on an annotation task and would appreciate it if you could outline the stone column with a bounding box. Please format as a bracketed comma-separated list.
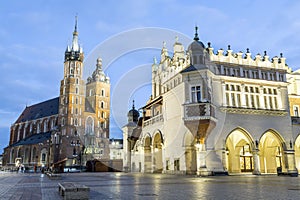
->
[241, 84, 246, 108]
[195, 143, 210, 176]
[252, 149, 261, 175]
[284, 150, 298, 176]
[259, 86, 265, 109]
[277, 87, 282, 110]
[222, 82, 227, 106]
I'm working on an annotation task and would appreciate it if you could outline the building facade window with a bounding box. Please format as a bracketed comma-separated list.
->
[42, 153, 46, 162]
[85, 116, 94, 135]
[224, 83, 280, 109]
[294, 105, 299, 117]
[191, 86, 201, 103]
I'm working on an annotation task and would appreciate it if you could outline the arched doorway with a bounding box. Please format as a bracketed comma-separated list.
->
[294, 135, 300, 173]
[184, 132, 197, 174]
[259, 130, 285, 174]
[152, 132, 163, 173]
[143, 135, 152, 173]
[225, 128, 255, 173]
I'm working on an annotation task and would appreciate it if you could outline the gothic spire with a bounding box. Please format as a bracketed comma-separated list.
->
[72, 15, 79, 51]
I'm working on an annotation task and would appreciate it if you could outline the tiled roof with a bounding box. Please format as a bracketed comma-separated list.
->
[15, 97, 59, 123]
[11, 131, 51, 147]
[180, 65, 197, 73]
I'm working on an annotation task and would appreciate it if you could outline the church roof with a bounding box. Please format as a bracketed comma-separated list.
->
[15, 97, 59, 123]
[11, 131, 51, 147]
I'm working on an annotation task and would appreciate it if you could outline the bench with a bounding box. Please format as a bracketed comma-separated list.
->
[46, 172, 62, 180]
[58, 182, 90, 200]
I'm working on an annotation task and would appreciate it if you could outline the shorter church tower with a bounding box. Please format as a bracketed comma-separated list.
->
[84, 57, 110, 160]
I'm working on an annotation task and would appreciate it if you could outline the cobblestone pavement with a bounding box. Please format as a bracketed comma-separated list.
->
[0, 171, 299, 200]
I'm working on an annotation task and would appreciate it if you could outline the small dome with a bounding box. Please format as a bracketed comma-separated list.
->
[188, 40, 205, 51]
[188, 26, 206, 51]
[127, 100, 139, 123]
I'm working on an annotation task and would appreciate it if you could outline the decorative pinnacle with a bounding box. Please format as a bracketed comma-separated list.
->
[264, 51, 267, 56]
[228, 45, 231, 50]
[132, 100, 135, 110]
[194, 26, 199, 41]
[207, 42, 211, 48]
[246, 48, 250, 53]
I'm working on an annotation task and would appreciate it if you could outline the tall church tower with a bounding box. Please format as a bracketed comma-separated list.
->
[58, 17, 85, 162]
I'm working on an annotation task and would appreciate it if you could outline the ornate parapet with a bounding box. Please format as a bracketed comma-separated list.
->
[143, 114, 164, 128]
[207, 45, 291, 71]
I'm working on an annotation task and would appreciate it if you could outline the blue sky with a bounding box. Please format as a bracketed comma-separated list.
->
[1, 0, 300, 152]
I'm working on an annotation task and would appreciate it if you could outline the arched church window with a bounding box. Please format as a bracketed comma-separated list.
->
[76, 87, 79, 94]
[32, 147, 36, 162]
[101, 89, 105, 97]
[101, 101, 104, 109]
[37, 122, 41, 133]
[85, 117, 94, 135]
[42, 153, 46, 162]
[42, 121, 46, 132]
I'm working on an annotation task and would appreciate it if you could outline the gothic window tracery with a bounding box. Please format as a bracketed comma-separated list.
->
[85, 117, 94, 135]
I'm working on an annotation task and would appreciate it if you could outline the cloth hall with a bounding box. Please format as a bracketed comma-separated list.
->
[123, 27, 300, 176]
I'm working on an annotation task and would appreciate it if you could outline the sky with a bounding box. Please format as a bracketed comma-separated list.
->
[1, 0, 300, 153]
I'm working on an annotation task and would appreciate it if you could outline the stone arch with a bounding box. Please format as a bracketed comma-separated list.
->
[295, 134, 300, 172]
[143, 133, 152, 173]
[225, 128, 255, 173]
[152, 130, 163, 173]
[183, 131, 197, 174]
[259, 129, 286, 174]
